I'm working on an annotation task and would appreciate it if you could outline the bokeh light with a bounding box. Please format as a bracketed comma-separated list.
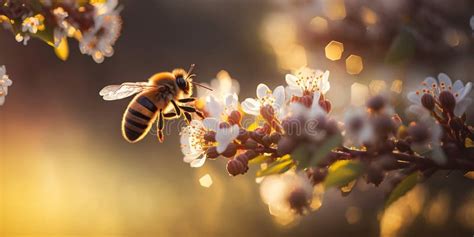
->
[345, 55, 364, 75]
[325, 40, 344, 61]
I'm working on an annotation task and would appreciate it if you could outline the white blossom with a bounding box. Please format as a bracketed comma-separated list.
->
[0, 66, 12, 106]
[407, 73, 472, 116]
[285, 67, 330, 98]
[79, 1, 121, 63]
[241, 83, 285, 117]
[180, 118, 239, 167]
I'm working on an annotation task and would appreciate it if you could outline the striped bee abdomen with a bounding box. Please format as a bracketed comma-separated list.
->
[121, 95, 159, 143]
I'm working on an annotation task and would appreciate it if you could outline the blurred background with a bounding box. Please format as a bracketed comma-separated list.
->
[1, 0, 474, 236]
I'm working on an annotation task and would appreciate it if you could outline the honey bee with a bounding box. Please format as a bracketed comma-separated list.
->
[99, 65, 210, 143]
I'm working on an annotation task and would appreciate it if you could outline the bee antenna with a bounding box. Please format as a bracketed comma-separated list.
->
[184, 64, 213, 91]
[191, 82, 213, 91]
[185, 64, 196, 79]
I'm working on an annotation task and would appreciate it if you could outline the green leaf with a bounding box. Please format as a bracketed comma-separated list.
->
[385, 27, 416, 64]
[256, 155, 294, 177]
[324, 160, 364, 188]
[291, 146, 311, 169]
[248, 154, 271, 165]
[292, 134, 342, 170]
[310, 134, 342, 167]
[385, 172, 419, 209]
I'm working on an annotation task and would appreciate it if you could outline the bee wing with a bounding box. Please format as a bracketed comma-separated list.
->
[100, 82, 154, 101]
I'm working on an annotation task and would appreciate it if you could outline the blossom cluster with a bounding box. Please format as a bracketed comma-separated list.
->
[179, 67, 474, 224]
[0, 0, 122, 63]
[0, 65, 12, 106]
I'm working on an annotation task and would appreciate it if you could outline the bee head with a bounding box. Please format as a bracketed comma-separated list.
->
[172, 69, 190, 94]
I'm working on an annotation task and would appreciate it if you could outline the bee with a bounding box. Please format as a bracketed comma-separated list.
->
[99, 65, 211, 143]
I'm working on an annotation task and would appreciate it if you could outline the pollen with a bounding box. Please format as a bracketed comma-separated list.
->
[199, 174, 213, 188]
[325, 40, 344, 61]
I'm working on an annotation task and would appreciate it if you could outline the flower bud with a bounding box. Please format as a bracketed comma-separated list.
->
[262, 135, 272, 147]
[262, 123, 272, 134]
[250, 131, 264, 144]
[244, 150, 258, 160]
[206, 146, 219, 159]
[221, 143, 238, 157]
[237, 128, 249, 142]
[319, 100, 332, 113]
[204, 131, 216, 142]
[226, 159, 246, 176]
[439, 91, 456, 114]
[366, 95, 385, 112]
[235, 153, 249, 165]
[260, 105, 275, 121]
[244, 139, 258, 149]
[228, 110, 242, 125]
[219, 122, 231, 129]
[420, 94, 435, 111]
[269, 132, 281, 144]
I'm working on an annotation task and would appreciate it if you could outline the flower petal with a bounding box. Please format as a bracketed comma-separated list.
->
[452, 80, 464, 94]
[320, 70, 330, 94]
[286, 86, 303, 97]
[407, 91, 422, 105]
[438, 73, 452, 89]
[203, 118, 219, 131]
[272, 86, 285, 109]
[241, 98, 261, 115]
[206, 95, 224, 118]
[225, 93, 238, 108]
[215, 125, 239, 154]
[458, 82, 472, 102]
[454, 97, 472, 117]
[285, 74, 299, 87]
[190, 156, 207, 168]
[256, 83, 271, 99]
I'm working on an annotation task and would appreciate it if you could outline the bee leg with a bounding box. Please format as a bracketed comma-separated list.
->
[180, 105, 205, 119]
[164, 112, 178, 119]
[184, 112, 192, 124]
[170, 100, 182, 116]
[195, 110, 205, 119]
[178, 97, 196, 103]
[157, 109, 164, 142]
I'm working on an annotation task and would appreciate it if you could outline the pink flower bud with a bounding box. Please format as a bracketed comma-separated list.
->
[260, 105, 275, 121]
[204, 131, 216, 142]
[228, 110, 242, 125]
[439, 91, 456, 114]
[221, 143, 238, 157]
[421, 94, 435, 111]
[226, 159, 246, 176]
[319, 100, 332, 113]
[206, 147, 219, 159]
